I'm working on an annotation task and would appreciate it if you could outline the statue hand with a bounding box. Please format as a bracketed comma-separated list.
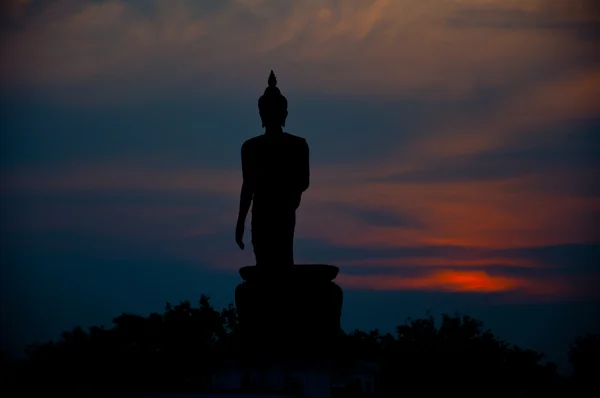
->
[235, 221, 245, 250]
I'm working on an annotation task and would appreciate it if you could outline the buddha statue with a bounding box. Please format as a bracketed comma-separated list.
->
[235, 70, 310, 267]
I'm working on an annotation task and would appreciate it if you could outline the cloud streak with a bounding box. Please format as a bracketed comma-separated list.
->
[1, 0, 598, 101]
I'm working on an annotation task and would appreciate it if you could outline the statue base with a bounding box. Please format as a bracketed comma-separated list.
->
[235, 264, 342, 359]
[233, 264, 343, 396]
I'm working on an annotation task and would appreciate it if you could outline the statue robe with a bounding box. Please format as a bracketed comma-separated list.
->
[241, 132, 310, 266]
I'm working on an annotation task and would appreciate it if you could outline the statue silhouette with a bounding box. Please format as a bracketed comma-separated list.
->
[235, 70, 310, 266]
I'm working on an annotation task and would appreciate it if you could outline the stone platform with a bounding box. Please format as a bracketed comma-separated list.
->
[234, 264, 343, 362]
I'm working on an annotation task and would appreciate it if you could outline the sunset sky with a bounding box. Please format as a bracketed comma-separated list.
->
[1, 0, 599, 371]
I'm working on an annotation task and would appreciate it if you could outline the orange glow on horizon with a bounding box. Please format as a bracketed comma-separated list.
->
[338, 256, 546, 269]
[336, 270, 525, 293]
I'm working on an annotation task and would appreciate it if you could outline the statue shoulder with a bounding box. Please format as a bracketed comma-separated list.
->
[283, 132, 308, 146]
[241, 135, 264, 151]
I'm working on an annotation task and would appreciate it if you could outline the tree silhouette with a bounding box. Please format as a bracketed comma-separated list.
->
[366, 313, 562, 397]
[21, 295, 235, 393]
[569, 333, 600, 397]
[9, 295, 592, 397]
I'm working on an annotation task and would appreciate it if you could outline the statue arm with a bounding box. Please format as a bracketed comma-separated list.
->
[299, 138, 310, 192]
[237, 142, 255, 225]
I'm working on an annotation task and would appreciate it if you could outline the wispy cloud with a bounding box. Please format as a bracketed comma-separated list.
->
[1, 0, 597, 101]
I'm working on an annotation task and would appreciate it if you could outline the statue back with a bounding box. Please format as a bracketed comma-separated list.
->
[244, 132, 308, 212]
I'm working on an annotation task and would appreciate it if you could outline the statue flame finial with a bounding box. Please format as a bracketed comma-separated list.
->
[268, 70, 277, 87]
[258, 70, 287, 126]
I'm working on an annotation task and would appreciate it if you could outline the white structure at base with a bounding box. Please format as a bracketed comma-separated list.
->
[331, 361, 378, 394]
[210, 362, 331, 398]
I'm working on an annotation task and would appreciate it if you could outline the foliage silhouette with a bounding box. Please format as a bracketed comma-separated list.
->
[3, 295, 595, 397]
[568, 333, 600, 397]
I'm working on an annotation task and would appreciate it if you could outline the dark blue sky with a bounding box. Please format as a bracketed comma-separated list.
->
[1, 0, 599, 373]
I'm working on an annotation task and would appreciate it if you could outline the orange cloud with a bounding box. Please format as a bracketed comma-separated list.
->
[338, 257, 545, 269]
[336, 270, 526, 293]
[9, 201, 227, 242]
[4, 131, 596, 254]
[301, 174, 598, 250]
[3, 154, 596, 301]
[336, 269, 595, 303]
[3, 164, 240, 196]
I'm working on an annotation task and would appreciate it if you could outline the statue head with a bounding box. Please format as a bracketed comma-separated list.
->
[258, 70, 288, 129]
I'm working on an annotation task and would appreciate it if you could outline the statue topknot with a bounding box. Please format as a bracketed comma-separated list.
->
[268, 70, 277, 88]
[262, 70, 282, 97]
[258, 70, 287, 126]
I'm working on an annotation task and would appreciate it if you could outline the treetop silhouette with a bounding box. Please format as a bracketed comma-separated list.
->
[10, 296, 596, 397]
